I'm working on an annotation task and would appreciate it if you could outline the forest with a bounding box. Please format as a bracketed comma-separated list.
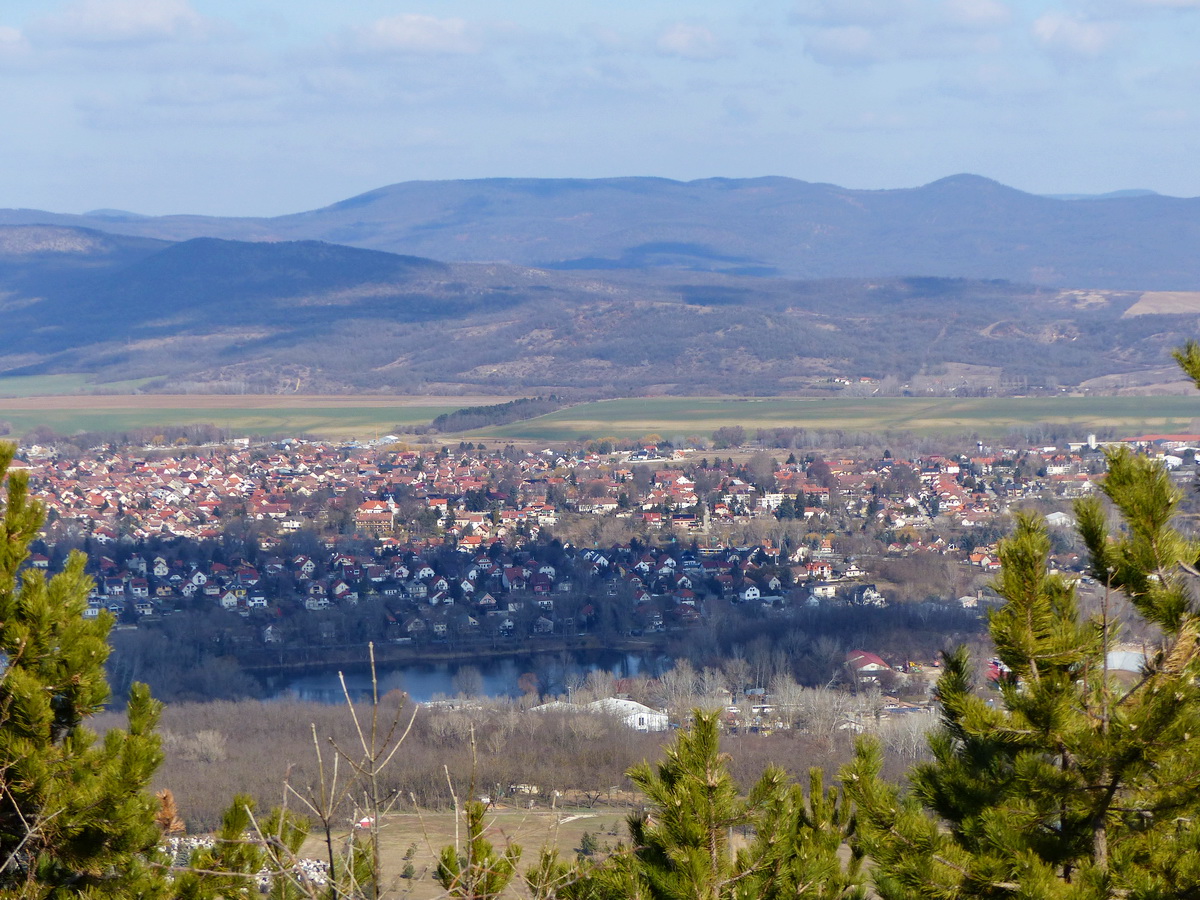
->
[426, 398, 569, 434]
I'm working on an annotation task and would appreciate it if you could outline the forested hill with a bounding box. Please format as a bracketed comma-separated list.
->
[0, 225, 1193, 396]
[3, 175, 1200, 290]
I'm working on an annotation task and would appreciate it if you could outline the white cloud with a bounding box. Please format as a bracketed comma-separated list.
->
[35, 0, 213, 45]
[656, 23, 729, 61]
[793, 0, 1011, 68]
[1080, 0, 1200, 16]
[833, 109, 912, 132]
[348, 14, 480, 55]
[1142, 107, 1192, 126]
[0, 24, 26, 47]
[145, 73, 278, 108]
[1032, 13, 1120, 59]
[0, 24, 31, 67]
[792, 0, 908, 27]
[805, 25, 882, 66]
[935, 63, 1049, 102]
[581, 24, 630, 53]
[941, 0, 1012, 30]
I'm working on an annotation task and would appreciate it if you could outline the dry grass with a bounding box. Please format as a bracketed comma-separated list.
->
[94, 697, 667, 833]
[306, 806, 627, 899]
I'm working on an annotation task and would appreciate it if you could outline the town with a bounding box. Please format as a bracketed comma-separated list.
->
[10, 426, 1196, 703]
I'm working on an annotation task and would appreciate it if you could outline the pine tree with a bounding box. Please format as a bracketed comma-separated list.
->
[844, 423, 1200, 897]
[578, 832, 598, 858]
[172, 796, 311, 900]
[746, 769, 865, 900]
[625, 709, 862, 900]
[436, 799, 520, 900]
[625, 709, 763, 900]
[523, 710, 861, 900]
[0, 442, 169, 898]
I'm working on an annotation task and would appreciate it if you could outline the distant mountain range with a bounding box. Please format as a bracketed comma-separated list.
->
[0, 219, 1192, 397]
[4, 174, 1200, 290]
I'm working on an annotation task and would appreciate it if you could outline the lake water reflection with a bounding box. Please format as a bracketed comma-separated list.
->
[269, 651, 662, 704]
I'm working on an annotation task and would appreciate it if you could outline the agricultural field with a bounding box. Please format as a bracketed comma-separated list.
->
[0, 387, 1196, 443]
[0, 395, 468, 440]
[478, 395, 1200, 442]
[1123, 291, 1200, 316]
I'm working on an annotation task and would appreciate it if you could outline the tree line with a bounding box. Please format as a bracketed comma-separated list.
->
[423, 397, 569, 434]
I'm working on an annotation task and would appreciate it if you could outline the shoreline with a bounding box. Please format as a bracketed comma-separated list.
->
[238, 633, 670, 678]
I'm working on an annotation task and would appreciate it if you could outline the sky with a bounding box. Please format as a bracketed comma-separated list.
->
[2, 0, 1198, 216]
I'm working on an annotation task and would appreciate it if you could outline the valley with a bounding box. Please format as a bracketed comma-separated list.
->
[1, 390, 1197, 443]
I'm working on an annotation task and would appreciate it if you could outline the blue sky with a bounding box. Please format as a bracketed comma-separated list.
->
[2, 0, 1198, 216]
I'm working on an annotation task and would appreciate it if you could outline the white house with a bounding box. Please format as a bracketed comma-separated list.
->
[1045, 511, 1075, 529]
[586, 698, 669, 732]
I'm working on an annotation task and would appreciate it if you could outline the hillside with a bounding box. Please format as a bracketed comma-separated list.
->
[0, 226, 1193, 396]
[3, 175, 1200, 290]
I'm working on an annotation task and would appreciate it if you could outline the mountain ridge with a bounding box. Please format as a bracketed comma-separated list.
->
[0, 226, 1192, 398]
[3, 175, 1199, 290]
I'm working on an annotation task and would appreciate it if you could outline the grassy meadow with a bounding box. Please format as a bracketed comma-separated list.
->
[480, 395, 1200, 442]
[0, 403, 458, 440]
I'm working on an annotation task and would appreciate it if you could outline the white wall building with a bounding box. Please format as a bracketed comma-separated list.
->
[586, 698, 669, 732]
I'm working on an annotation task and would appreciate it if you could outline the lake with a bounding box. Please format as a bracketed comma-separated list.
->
[267, 650, 665, 703]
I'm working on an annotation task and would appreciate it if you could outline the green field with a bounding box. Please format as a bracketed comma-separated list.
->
[0, 403, 462, 440]
[0, 393, 1196, 442]
[478, 396, 1200, 441]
